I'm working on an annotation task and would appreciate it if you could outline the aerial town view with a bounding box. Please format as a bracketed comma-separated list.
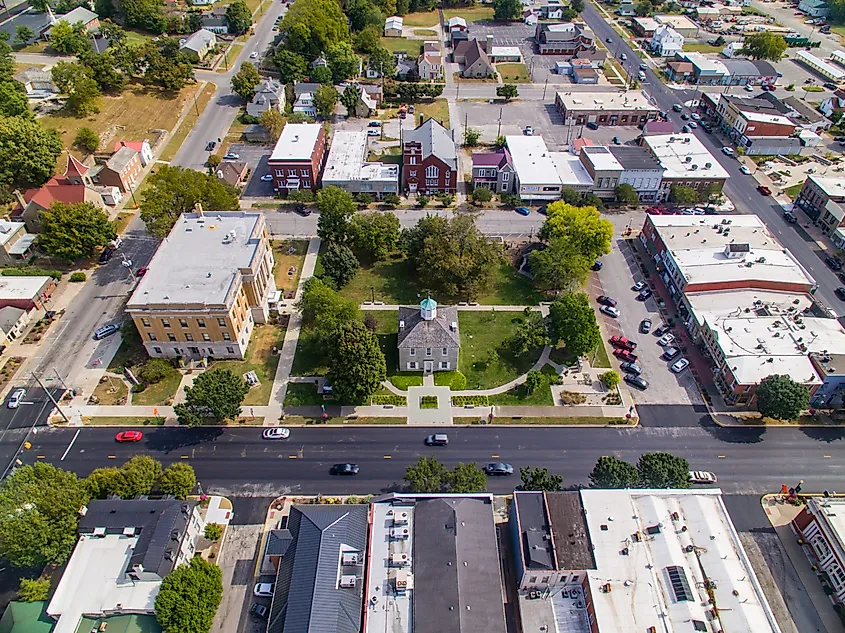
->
[3, 0, 845, 629]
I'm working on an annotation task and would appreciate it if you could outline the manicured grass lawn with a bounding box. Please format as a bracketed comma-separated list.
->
[805, 86, 825, 92]
[132, 371, 182, 406]
[682, 43, 721, 53]
[486, 416, 633, 425]
[366, 310, 424, 388]
[284, 416, 407, 424]
[273, 239, 308, 294]
[497, 63, 531, 83]
[82, 416, 165, 426]
[42, 81, 203, 157]
[433, 370, 466, 390]
[416, 99, 450, 128]
[414, 29, 438, 36]
[401, 10, 440, 26]
[212, 324, 285, 405]
[489, 364, 557, 405]
[291, 327, 329, 377]
[16, 40, 48, 53]
[444, 6, 494, 22]
[113, 211, 135, 236]
[459, 311, 542, 389]
[160, 82, 217, 162]
[92, 377, 129, 405]
[785, 183, 803, 199]
[284, 382, 325, 406]
[476, 262, 543, 305]
[124, 29, 155, 45]
[380, 37, 420, 55]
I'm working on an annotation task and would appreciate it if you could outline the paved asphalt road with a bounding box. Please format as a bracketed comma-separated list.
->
[0, 387, 65, 478]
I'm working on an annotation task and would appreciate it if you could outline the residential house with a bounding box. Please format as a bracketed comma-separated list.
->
[820, 89, 845, 118]
[246, 79, 284, 118]
[446, 16, 467, 31]
[396, 57, 417, 79]
[639, 133, 729, 201]
[534, 22, 595, 55]
[46, 498, 206, 633]
[799, 0, 830, 16]
[398, 298, 460, 372]
[792, 498, 845, 607]
[579, 146, 623, 199]
[268, 123, 327, 195]
[13, 67, 57, 97]
[200, 7, 228, 33]
[616, 0, 636, 15]
[722, 40, 744, 57]
[0, 306, 30, 345]
[417, 52, 442, 80]
[401, 118, 457, 195]
[453, 39, 495, 78]
[384, 15, 403, 36]
[191, 0, 217, 6]
[362, 84, 383, 108]
[0, 276, 56, 312]
[795, 176, 845, 228]
[472, 148, 515, 194]
[649, 24, 684, 57]
[555, 90, 659, 126]
[43, 6, 99, 39]
[216, 162, 249, 188]
[179, 28, 216, 62]
[573, 49, 607, 67]
[0, 221, 35, 265]
[89, 145, 143, 193]
[127, 210, 276, 359]
[347, 86, 377, 117]
[112, 140, 154, 167]
[523, 10, 539, 25]
[310, 55, 328, 70]
[539, 0, 565, 18]
[609, 145, 665, 202]
[293, 92, 317, 118]
[322, 131, 399, 199]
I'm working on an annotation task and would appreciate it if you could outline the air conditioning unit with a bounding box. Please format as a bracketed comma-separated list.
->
[340, 575, 357, 588]
[393, 511, 409, 525]
[390, 527, 410, 539]
[342, 552, 360, 566]
[391, 552, 410, 566]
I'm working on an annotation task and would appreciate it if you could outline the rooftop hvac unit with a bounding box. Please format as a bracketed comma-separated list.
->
[93, 527, 107, 537]
[391, 527, 410, 539]
[393, 511, 409, 524]
[340, 575, 357, 588]
[123, 527, 136, 537]
[342, 552, 360, 566]
[391, 552, 410, 566]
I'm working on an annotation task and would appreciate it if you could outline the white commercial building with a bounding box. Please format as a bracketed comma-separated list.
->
[322, 130, 399, 198]
[640, 133, 729, 200]
[506, 135, 564, 200]
[796, 50, 845, 83]
[550, 152, 595, 191]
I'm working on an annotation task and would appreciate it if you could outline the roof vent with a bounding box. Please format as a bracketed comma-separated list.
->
[93, 526, 107, 537]
[122, 527, 136, 537]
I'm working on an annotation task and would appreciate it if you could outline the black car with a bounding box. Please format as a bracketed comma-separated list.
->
[620, 361, 642, 375]
[835, 137, 845, 142]
[586, 122, 599, 130]
[537, 205, 548, 215]
[654, 325, 671, 337]
[826, 255, 843, 271]
[624, 374, 649, 390]
[784, 211, 797, 224]
[824, 83, 838, 91]
[605, 37, 612, 43]
[98, 247, 114, 264]
[330, 463, 360, 475]
[637, 289, 652, 301]
[663, 346, 681, 361]
[680, 113, 690, 121]
[836, 287, 845, 301]
[640, 318, 652, 334]
[701, 123, 713, 133]
[485, 462, 514, 476]
[250, 604, 269, 620]
[597, 295, 617, 307]
[591, 260, 603, 271]
[206, 141, 216, 151]
[294, 203, 312, 216]
[838, 271, 845, 285]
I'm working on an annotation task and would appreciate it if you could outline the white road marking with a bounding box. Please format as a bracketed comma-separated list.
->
[61, 429, 81, 461]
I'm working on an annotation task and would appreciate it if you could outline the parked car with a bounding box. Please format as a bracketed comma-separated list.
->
[690, 113, 701, 121]
[613, 348, 638, 362]
[624, 374, 649, 390]
[523, 126, 534, 136]
[294, 203, 312, 216]
[671, 358, 690, 373]
[632, 281, 647, 291]
[600, 305, 620, 318]
[826, 255, 843, 271]
[640, 318, 652, 334]
[637, 288, 652, 300]
[662, 346, 681, 360]
[591, 260, 603, 271]
[721, 147, 735, 156]
[689, 470, 717, 484]
[824, 82, 838, 91]
[610, 336, 637, 350]
[701, 123, 713, 133]
[515, 207, 530, 216]
[425, 434, 449, 446]
[367, 129, 380, 136]
[835, 287, 845, 301]
[7, 388, 25, 409]
[330, 463, 359, 475]
[740, 165, 751, 175]
[94, 323, 120, 340]
[688, 121, 697, 129]
[620, 361, 642, 375]
[115, 430, 143, 442]
[680, 113, 690, 121]
[262, 427, 290, 439]
[484, 462, 514, 476]
[784, 211, 797, 224]
[757, 185, 772, 196]
[253, 583, 274, 598]
[658, 333, 675, 347]
[597, 295, 617, 307]
[368, 120, 381, 127]
[136, 267, 149, 277]
[249, 51, 258, 58]
[98, 247, 114, 264]
[224, 152, 240, 160]
[653, 325, 671, 337]
[682, 125, 690, 133]
[586, 122, 599, 130]
[250, 604, 269, 620]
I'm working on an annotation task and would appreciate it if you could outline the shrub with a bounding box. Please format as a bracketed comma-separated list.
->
[600, 370, 620, 390]
[1, 267, 62, 280]
[561, 391, 587, 405]
[289, 190, 315, 203]
[69, 272, 86, 282]
[18, 577, 50, 602]
[383, 193, 400, 207]
[417, 195, 429, 207]
[471, 188, 493, 206]
[355, 192, 375, 207]
[371, 394, 406, 406]
[138, 359, 177, 384]
[499, 193, 521, 207]
[420, 395, 438, 408]
[204, 523, 224, 540]
[451, 395, 489, 407]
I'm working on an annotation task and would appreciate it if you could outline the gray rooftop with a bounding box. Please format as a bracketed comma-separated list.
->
[266, 528, 293, 556]
[609, 145, 663, 171]
[545, 492, 596, 571]
[397, 304, 460, 349]
[106, 145, 138, 172]
[127, 212, 265, 309]
[268, 505, 369, 633]
[55, 6, 98, 25]
[78, 498, 197, 578]
[403, 118, 457, 170]
[782, 96, 828, 123]
[0, 306, 24, 334]
[412, 497, 507, 633]
[181, 28, 215, 52]
[514, 491, 556, 570]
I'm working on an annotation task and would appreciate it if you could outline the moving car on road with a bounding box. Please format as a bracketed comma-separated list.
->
[7, 388, 25, 409]
[253, 583, 274, 598]
[262, 427, 290, 440]
[624, 374, 649, 390]
[721, 147, 735, 156]
[739, 165, 751, 175]
[330, 463, 360, 475]
[757, 185, 771, 196]
[672, 104, 683, 112]
[515, 207, 530, 216]
[670, 358, 689, 373]
[689, 470, 717, 484]
[835, 287, 845, 301]
[115, 430, 143, 442]
[424, 434, 449, 446]
[484, 463, 514, 476]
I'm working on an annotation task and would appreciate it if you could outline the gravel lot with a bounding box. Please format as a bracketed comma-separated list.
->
[211, 524, 267, 633]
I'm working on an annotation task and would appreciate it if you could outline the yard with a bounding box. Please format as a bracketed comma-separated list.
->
[92, 376, 129, 405]
[458, 311, 543, 389]
[400, 10, 440, 27]
[548, 339, 610, 368]
[212, 323, 285, 405]
[41, 81, 205, 157]
[785, 183, 803, 199]
[488, 364, 557, 405]
[380, 36, 420, 55]
[273, 239, 308, 295]
[682, 43, 722, 53]
[444, 6, 494, 22]
[132, 370, 182, 406]
[284, 382, 326, 406]
[496, 63, 531, 83]
[416, 99, 450, 128]
[159, 82, 217, 162]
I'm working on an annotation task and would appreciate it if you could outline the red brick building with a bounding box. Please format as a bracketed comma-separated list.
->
[90, 146, 143, 193]
[402, 118, 457, 195]
[791, 498, 845, 606]
[268, 123, 327, 195]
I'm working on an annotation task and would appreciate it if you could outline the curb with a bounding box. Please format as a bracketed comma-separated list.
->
[50, 420, 640, 429]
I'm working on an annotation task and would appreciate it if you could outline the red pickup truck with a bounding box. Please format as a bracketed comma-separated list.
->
[610, 336, 637, 351]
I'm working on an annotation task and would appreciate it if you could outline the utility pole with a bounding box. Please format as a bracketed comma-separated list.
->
[464, 112, 468, 142]
[542, 76, 549, 101]
[31, 372, 69, 424]
[53, 368, 69, 393]
[496, 107, 503, 138]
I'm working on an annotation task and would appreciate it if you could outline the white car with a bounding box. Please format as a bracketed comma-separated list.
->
[600, 305, 620, 318]
[250, 51, 259, 58]
[739, 165, 751, 175]
[721, 147, 735, 156]
[620, 53, 627, 60]
[367, 129, 380, 136]
[224, 152, 240, 160]
[671, 358, 689, 373]
[689, 470, 717, 484]
[7, 388, 25, 409]
[690, 113, 701, 121]
[260, 174, 273, 182]
[254, 583, 274, 597]
[262, 427, 290, 440]
[657, 333, 675, 347]
[688, 121, 698, 129]
[745, 84, 755, 92]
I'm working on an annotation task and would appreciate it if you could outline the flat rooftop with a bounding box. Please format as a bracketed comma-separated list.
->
[742, 111, 795, 126]
[550, 152, 595, 187]
[323, 130, 399, 185]
[809, 175, 845, 198]
[127, 212, 264, 309]
[365, 499, 414, 633]
[797, 50, 845, 81]
[647, 215, 814, 288]
[506, 135, 560, 186]
[641, 133, 729, 180]
[807, 498, 845, 552]
[0, 275, 52, 300]
[580, 489, 780, 633]
[581, 146, 623, 171]
[269, 123, 322, 162]
[556, 91, 659, 112]
[0, 221, 24, 246]
[655, 13, 698, 29]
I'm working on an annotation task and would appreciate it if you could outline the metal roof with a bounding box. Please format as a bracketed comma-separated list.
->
[403, 118, 457, 170]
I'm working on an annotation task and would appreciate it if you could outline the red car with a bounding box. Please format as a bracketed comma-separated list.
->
[613, 348, 638, 362]
[757, 185, 772, 196]
[610, 336, 637, 350]
[115, 430, 143, 442]
[137, 267, 149, 277]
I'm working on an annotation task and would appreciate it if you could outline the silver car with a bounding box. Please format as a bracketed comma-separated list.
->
[7, 388, 25, 409]
[262, 427, 290, 440]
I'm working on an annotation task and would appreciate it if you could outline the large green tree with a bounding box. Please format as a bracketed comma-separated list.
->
[118, 0, 169, 33]
[112, 455, 163, 499]
[0, 32, 13, 81]
[274, 50, 308, 84]
[589, 456, 639, 488]
[317, 186, 357, 243]
[517, 467, 563, 491]
[141, 39, 195, 90]
[340, 84, 361, 115]
[529, 240, 594, 294]
[174, 368, 249, 426]
[225, 0, 253, 34]
[349, 211, 399, 261]
[493, 0, 522, 20]
[448, 462, 487, 493]
[327, 320, 386, 403]
[539, 202, 613, 262]
[0, 117, 62, 189]
[547, 293, 601, 358]
[508, 312, 548, 357]
[73, 127, 100, 153]
[261, 109, 286, 142]
[14, 25, 35, 46]
[615, 183, 639, 205]
[637, 452, 690, 489]
[327, 41, 360, 82]
[80, 49, 128, 93]
[669, 184, 699, 204]
[39, 202, 116, 261]
[0, 463, 89, 567]
[155, 556, 223, 633]
[405, 456, 448, 493]
[297, 277, 359, 331]
[756, 374, 809, 420]
[321, 242, 359, 288]
[280, 0, 351, 59]
[740, 32, 788, 61]
[369, 46, 395, 77]
[314, 84, 338, 118]
[140, 166, 240, 238]
[157, 463, 197, 499]
[496, 84, 518, 101]
[231, 62, 261, 101]
[52, 61, 101, 115]
[0, 81, 32, 119]
[49, 20, 91, 56]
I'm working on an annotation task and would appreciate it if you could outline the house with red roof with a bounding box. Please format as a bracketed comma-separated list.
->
[112, 140, 154, 166]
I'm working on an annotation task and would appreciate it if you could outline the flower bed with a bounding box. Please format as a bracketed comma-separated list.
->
[451, 395, 489, 407]
[420, 395, 438, 409]
[371, 394, 407, 406]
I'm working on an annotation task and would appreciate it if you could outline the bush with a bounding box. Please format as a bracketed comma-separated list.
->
[355, 192, 375, 207]
[1, 267, 62, 280]
[239, 112, 260, 124]
[499, 193, 521, 207]
[288, 190, 315, 203]
[383, 193, 400, 207]
[600, 370, 620, 390]
[420, 395, 438, 408]
[417, 195, 429, 207]
[18, 577, 50, 602]
[138, 359, 177, 384]
[69, 272, 86, 282]
[451, 395, 489, 407]
[561, 391, 587, 405]
[471, 188, 493, 206]
[204, 523, 224, 540]
[371, 394, 406, 406]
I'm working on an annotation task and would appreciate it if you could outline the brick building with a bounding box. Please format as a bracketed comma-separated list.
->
[792, 498, 845, 607]
[402, 118, 457, 195]
[534, 22, 595, 55]
[795, 176, 845, 232]
[268, 123, 327, 195]
[89, 146, 143, 193]
[555, 91, 659, 127]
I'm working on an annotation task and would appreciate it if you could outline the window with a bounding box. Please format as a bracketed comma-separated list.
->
[179, 319, 188, 328]
[426, 179, 439, 187]
[440, 361, 448, 369]
[227, 346, 235, 354]
[185, 333, 193, 342]
[442, 347, 447, 356]
[141, 318, 150, 327]
[217, 318, 226, 327]
[275, 170, 284, 177]
[197, 319, 206, 328]
[202, 333, 211, 342]
[445, 171, 450, 181]
[502, 172, 510, 182]
[409, 170, 417, 177]
[542, 577, 550, 584]
[409, 156, 417, 165]
[425, 165, 439, 179]
[303, 180, 311, 188]
[830, 564, 845, 588]
[167, 333, 176, 342]
[149, 333, 157, 341]
[288, 169, 297, 176]
[301, 169, 310, 176]
[529, 577, 537, 584]
[501, 183, 508, 192]
[410, 348, 416, 356]
[223, 332, 231, 341]
[409, 361, 418, 369]
[153, 346, 162, 354]
[162, 318, 170, 328]
[813, 535, 831, 560]
[426, 348, 432, 356]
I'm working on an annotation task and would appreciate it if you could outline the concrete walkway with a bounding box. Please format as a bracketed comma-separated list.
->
[406, 385, 453, 424]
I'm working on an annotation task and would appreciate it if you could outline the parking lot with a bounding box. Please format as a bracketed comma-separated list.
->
[211, 524, 266, 633]
[226, 143, 275, 197]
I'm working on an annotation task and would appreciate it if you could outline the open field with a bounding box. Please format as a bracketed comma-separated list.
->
[212, 324, 285, 405]
[400, 10, 440, 27]
[682, 43, 721, 53]
[414, 29, 438, 36]
[416, 99, 450, 127]
[159, 82, 217, 162]
[380, 36, 420, 55]
[497, 63, 531, 83]
[444, 6, 494, 22]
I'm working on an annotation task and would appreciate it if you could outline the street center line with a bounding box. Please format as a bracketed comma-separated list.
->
[60, 430, 81, 461]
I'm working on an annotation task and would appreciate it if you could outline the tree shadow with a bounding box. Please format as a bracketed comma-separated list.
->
[799, 426, 845, 443]
[144, 426, 225, 453]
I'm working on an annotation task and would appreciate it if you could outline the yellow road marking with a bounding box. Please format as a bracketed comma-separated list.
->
[288, 455, 297, 459]
[108, 455, 116, 459]
[491, 455, 500, 458]
[825, 455, 832, 459]
[384, 455, 392, 459]
[36, 455, 45, 459]
[181, 455, 190, 459]
[718, 455, 726, 459]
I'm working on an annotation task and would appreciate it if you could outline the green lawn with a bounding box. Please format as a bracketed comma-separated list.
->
[380, 37, 420, 55]
[401, 10, 440, 26]
[785, 183, 803, 199]
[82, 416, 166, 426]
[488, 365, 557, 405]
[805, 86, 825, 92]
[273, 239, 308, 295]
[284, 382, 326, 406]
[291, 327, 329, 377]
[212, 324, 285, 405]
[459, 311, 543, 389]
[416, 99, 450, 128]
[682, 43, 721, 53]
[132, 372, 182, 406]
[444, 6, 494, 22]
[497, 63, 531, 83]
[414, 29, 438, 36]
[366, 310, 424, 388]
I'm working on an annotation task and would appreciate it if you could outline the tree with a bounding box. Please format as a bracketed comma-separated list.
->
[231, 62, 261, 101]
[79, 49, 127, 93]
[637, 452, 690, 488]
[14, 25, 35, 46]
[322, 242, 359, 288]
[0, 117, 62, 190]
[49, 20, 90, 56]
[0, 463, 89, 567]
[275, 50, 308, 84]
[669, 184, 699, 204]
[405, 456, 449, 492]
[699, 182, 723, 204]
[348, 0, 384, 30]
[0, 32, 13, 81]
[448, 462, 487, 493]
[349, 210, 400, 260]
[369, 46, 395, 77]
[463, 127, 481, 147]
[18, 578, 50, 602]
[204, 523, 223, 540]
[52, 61, 101, 115]
[141, 39, 195, 90]
[175, 368, 249, 426]
[589, 456, 639, 488]
[518, 467, 563, 491]
[225, 0, 252, 34]
[327, 321, 386, 403]
[155, 556, 223, 633]
[740, 32, 787, 62]
[73, 127, 100, 153]
[529, 241, 591, 294]
[494, 135, 506, 149]
[207, 154, 222, 169]
[493, 0, 522, 20]
[600, 370, 620, 390]
[0, 81, 32, 119]
[297, 277, 359, 332]
[571, 0, 584, 11]
[314, 84, 338, 118]
[524, 369, 544, 394]
[85, 467, 121, 499]
[471, 187, 493, 206]
[615, 183, 639, 205]
[547, 293, 601, 358]
[635, 0, 651, 15]
[403, 214, 501, 301]
[508, 312, 548, 356]
[340, 84, 361, 115]
[261, 109, 286, 142]
[140, 166, 240, 238]
[327, 41, 360, 82]
[496, 83, 519, 101]
[539, 202, 613, 262]
[112, 455, 162, 499]
[311, 65, 333, 84]
[119, 0, 168, 33]
[157, 463, 196, 499]
[317, 186, 357, 243]
[756, 374, 809, 420]
[39, 202, 116, 261]
[280, 0, 350, 59]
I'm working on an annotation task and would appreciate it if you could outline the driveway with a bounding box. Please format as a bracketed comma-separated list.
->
[227, 143, 274, 197]
[211, 524, 267, 633]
